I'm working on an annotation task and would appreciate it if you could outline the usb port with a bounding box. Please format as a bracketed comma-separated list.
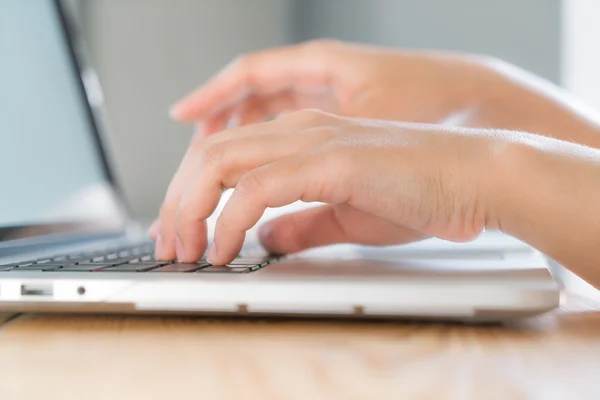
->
[20, 284, 53, 296]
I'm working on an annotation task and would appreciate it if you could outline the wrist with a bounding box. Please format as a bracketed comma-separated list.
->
[468, 58, 600, 149]
[484, 134, 534, 233]
[485, 132, 600, 286]
[484, 132, 570, 234]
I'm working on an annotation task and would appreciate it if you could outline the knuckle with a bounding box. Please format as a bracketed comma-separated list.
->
[288, 108, 330, 125]
[230, 52, 257, 76]
[231, 52, 252, 69]
[198, 141, 227, 170]
[226, 53, 258, 87]
[304, 38, 342, 54]
[236, 171, 265, 199]
[175, 203, 204, 235]
[189, 133, 208, 153]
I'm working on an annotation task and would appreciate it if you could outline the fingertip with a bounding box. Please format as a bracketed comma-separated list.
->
[206, 240, 236, 266]
[169, 93, 210, 122]
[154, 220, 178, 261]
[206, 243, 219, 265]
[169, 102, 189, 121]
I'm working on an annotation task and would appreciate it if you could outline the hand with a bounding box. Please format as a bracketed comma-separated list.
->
[154, 110, 503, 264]
[169, 39, 600, 150]
[169, 40, 499, 133]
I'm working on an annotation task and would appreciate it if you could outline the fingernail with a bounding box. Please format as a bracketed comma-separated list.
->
[207, 243, 218, 264]
[169, 103, 184, 119]
[155, 233, 164, 259]
[176, 236, 186, 262]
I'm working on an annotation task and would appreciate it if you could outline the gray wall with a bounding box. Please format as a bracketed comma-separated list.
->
[81, 0, 561, 219]
[81, 0, 292, 220]
[291, 0, 561, 82]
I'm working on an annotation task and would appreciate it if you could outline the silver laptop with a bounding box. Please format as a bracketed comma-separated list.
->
[0, 0, 560, 321]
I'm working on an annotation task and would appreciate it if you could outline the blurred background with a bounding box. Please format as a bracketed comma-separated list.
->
[65, 0, 598, 295]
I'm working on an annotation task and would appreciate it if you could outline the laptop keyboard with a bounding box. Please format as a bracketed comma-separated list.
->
[0, 242, 280, 273]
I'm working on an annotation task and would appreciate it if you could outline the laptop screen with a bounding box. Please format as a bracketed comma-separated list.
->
[0, 0, 126, 242]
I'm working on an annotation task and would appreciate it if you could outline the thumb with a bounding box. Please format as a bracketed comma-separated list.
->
[258, 204, 426, 255]
[258, 205, 350, 254]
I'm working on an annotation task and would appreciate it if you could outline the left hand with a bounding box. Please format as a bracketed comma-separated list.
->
[154, 110, 501, 265]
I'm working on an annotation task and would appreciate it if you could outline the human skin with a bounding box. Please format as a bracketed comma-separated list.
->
[152, 41, 600, 289]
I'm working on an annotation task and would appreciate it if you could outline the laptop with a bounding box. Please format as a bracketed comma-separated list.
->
[0, 0, 561, 321]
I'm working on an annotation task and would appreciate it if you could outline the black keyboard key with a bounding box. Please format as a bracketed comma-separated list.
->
[57, 264, 115, 272]
[152, 263, 209, 272]
[16, 262, 36, 267]
[111, 258, 141, 265]
[0, 241, 276, 274]
[12, 264, 64, 271]
[76, 260, 128, 267]
[102, 263, 166, 272]
[197, 265, 251, 273]
[228, 257, 274, 266]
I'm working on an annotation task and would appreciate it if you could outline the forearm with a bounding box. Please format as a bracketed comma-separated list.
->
[459, 58, 600, 149]
[490, 133, 600, 288]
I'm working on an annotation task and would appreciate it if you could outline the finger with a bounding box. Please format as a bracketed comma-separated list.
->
[169, 41, 345, 122]
[205, 89, 303, 133]
[155, 119, 277, 260]
[202, 109, 231, 136]
[236, 95, 267, 127]
[156, 144, 202, 260]
[156, 109, 262, 260]
[208, 153, 351, 265]
[236, 89, 310, 126]
[176, 127, 330, 262]
[160, 110, 335, 261]
[258, 204, 426, 254]
[155, 131, 216, 260]
[159, 189, 209, 261]
[259, 205, 348, 254]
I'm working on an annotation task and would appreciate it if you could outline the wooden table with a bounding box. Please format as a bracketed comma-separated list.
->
[0, 294, 599, 400]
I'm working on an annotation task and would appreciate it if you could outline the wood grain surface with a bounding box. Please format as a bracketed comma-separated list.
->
[0, 295, 599, 400]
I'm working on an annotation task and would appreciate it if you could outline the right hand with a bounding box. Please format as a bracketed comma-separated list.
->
[169, 40, 500, 134]
[154, 110, 502, 263]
